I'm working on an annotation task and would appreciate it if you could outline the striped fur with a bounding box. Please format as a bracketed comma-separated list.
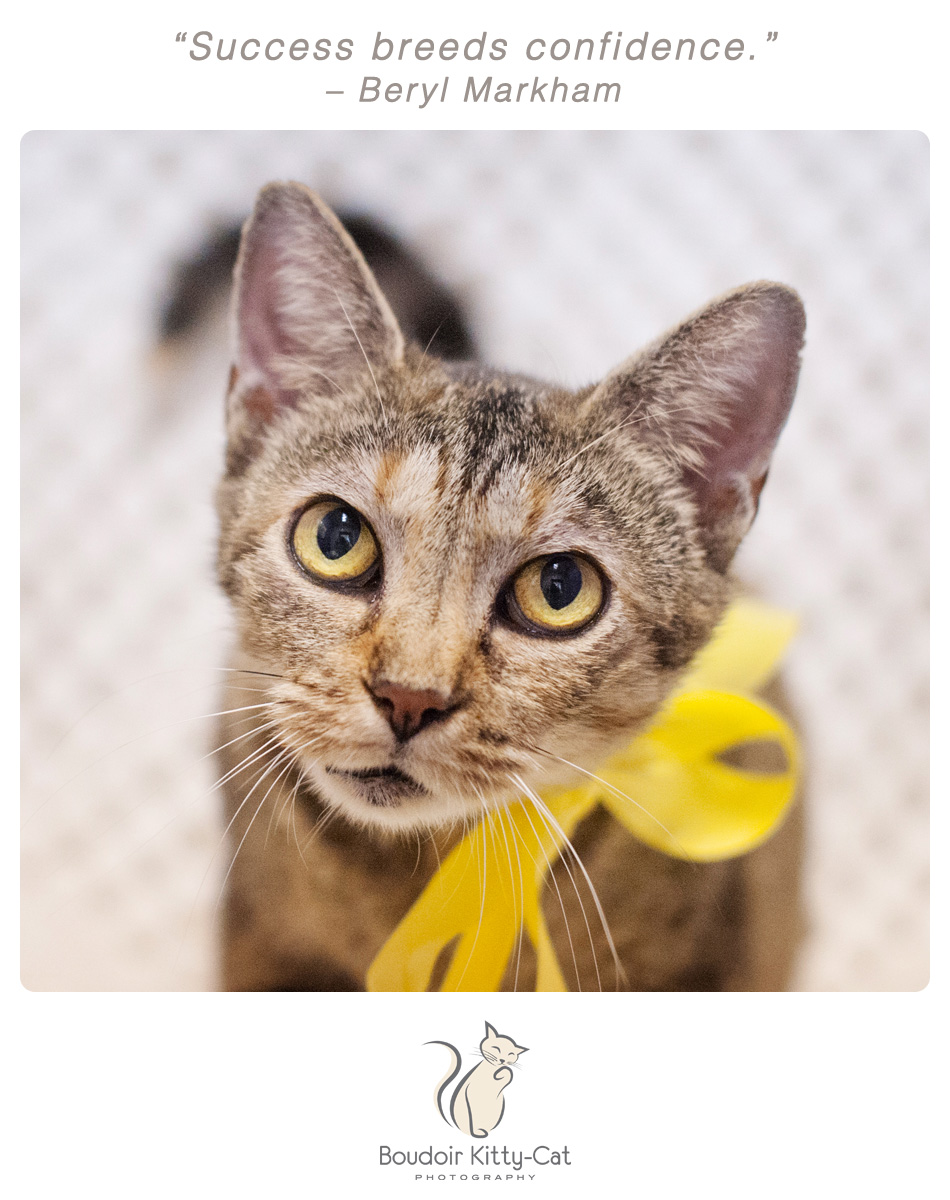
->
[215, 182, 805, 991]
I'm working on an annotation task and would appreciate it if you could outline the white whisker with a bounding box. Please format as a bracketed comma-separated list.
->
[452, 808, 489, 991]
[212, 742, 305, 923]
[173, 730, 290, 959]
[23, 700, 277, 830]
[505, 781, 583, 992]
[521, 779, 626, 991]
[498, 803, 528, 991]
[530, 744, 696, 865]
[39, 719, 281, 903]
[332, 287, 386, 417]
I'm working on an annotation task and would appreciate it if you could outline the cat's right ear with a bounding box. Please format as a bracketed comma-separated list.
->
[585, 282, 805, 572]
[226, 181, 404, 469]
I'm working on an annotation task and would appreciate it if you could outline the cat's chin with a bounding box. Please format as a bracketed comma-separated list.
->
[299, 756, 503, 834]
[293, 723, 639, 836]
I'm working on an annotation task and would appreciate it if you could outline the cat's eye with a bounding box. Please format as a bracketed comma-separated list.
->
[505, 553, 605, 635]
[291, 499, 380, 585]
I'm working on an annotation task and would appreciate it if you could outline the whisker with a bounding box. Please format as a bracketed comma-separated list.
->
[412, 830, 423, 877]
[278, 354, 349, 400]
[22, 701, 277, 830]
[287, 771, 313, 865]
[452, 809, 489, 991]
[300, 802, 337, 856]
[523, 781, 626, 991]
[419, 318, 448, 361]
[212, 742, 304, 924]
[211, 667, 286, 678]
[475, 787, 525, 988]
[40, 664, 284, 757]
[266, 744, 309, 846]
[507, 782, 583, 992]
[173, 731, 289, 956]
[529, 744, 697, 866]
[553, 409, 652, 474]
[553, 400, 704, 476]
[37, 718, 281, 896]
[514, 775, 604, 991]
[332, 287, 386, 417]
[428, 830, 444, 877]
[498, 803, 527, 991]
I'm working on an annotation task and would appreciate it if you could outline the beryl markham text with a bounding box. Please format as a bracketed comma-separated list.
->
[358, 76, 622, 106]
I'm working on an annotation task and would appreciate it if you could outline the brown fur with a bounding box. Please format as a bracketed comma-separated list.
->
[215, 182, 806, 991]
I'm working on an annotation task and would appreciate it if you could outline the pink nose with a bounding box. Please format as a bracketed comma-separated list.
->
[368, 679, 458, 742]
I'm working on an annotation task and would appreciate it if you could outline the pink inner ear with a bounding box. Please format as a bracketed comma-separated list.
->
[680, 290, 804, 523]
[229, 183, 403, 431]
[235, 217, 301, 406]
[706, 310, 802, 486]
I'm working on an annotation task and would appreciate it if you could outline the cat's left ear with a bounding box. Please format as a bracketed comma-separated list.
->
[587, 282, 805, 571]
[514, 1045, 529, 1055]
[226, 181, 404, 469]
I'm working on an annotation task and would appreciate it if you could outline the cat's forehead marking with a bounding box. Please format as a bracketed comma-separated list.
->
[273, 438, 517, 550]
[370, 439, 558, 553]
[372, 444, 432, 516]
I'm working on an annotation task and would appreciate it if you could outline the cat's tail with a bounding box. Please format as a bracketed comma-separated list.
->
[426, 1040, 462, 1128]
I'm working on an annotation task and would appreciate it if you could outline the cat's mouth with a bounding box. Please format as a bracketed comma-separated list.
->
[324, 763, 426, 806]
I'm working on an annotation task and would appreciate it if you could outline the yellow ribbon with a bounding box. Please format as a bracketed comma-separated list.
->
[366, 598, 799, 992]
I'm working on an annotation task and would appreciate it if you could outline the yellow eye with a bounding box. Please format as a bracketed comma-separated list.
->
[510, 554, 604, 633]
[291, 500, 380, 583]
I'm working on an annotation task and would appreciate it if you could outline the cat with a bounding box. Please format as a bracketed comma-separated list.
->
[429, 1022, 528, 1138]
[211, 180, 806, 992]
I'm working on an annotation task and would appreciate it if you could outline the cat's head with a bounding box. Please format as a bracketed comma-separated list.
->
[480, 1022, 528, 1065]
[217, 182, 805, 835]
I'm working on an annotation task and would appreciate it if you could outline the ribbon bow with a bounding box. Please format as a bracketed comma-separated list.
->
[366, 598, 799, 992]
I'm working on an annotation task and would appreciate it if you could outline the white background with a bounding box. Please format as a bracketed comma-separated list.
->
[12, 2, 940, 1197]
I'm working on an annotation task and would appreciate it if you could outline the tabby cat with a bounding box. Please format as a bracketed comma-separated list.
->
[214, 181, 805, 992]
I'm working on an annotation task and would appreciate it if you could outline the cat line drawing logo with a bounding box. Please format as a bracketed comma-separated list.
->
[375, 1022, 571, 1180]
[427, 1021, 529, 1137]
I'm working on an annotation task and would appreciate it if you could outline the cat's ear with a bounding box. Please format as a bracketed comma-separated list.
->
[588, 283, 805, 571]
[226, 181, 404, 468]
[484, 1022, 498, 1039]
[514, 1045, 529, 1055]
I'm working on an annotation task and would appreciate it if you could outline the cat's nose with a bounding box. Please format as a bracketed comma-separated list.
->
[367, 679, 458, 742]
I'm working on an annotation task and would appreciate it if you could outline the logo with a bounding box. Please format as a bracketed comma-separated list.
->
[426, 1021, 529, 1137]
[376, 1021, 572, 1181]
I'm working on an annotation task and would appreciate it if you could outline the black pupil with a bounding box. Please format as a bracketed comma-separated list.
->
[317, 507, 362, 560]
[540, 556, 583, 610]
